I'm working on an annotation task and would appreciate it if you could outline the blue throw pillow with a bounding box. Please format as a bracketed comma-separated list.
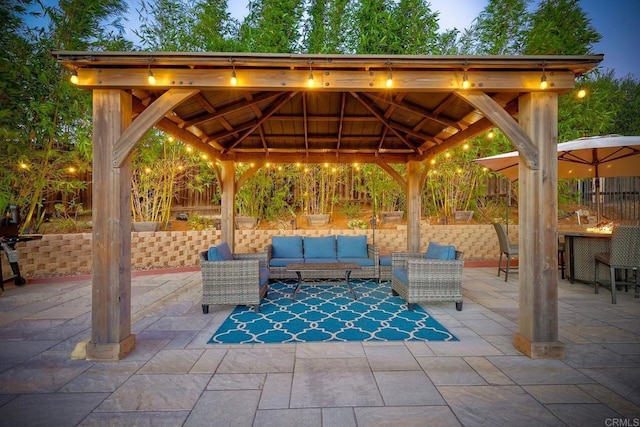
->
[272, 236, 304, 258]
[425, 242, 456, 260]
[337, 235, 368, 258]
[208, 242, 233, 261]
[304, 236, 336, 258]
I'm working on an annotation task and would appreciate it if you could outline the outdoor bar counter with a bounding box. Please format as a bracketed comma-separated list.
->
[559, 228, 612, 284]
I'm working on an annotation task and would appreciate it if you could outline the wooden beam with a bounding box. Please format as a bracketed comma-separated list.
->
[86, 89, 135, 360]
[351, 92, 420, 153]
[77, 68, 577, 91]
[375, 159, 407, 192]
[220, 161, 235, 250]
[179, 91, 282, 128]
[113, 89, 199, 167]
[456, 92, 538, 169]
[406, 161, 422, 252]
[513, 92, 564, 359]
[236, 161, 265, 189]
[224, 92, 298, 153]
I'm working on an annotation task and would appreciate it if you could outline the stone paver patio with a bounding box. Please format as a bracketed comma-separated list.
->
[0, 267, 638, 426]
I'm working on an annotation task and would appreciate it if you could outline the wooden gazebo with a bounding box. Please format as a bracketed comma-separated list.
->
[54, 51, 602, 360]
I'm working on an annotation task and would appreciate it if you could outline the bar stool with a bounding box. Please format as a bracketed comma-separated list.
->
[558, 239, 565, 279]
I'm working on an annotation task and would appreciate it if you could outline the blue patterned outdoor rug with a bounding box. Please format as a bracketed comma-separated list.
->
[208, 280, 458, 344]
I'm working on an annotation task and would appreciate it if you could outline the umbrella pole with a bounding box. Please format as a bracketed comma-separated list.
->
[595, 177, 601, 223]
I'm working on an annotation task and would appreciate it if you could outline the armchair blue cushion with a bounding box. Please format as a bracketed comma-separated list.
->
[272, 236, 304, 258]
[208, 242, 233, 261]
[337, 235, 368, 258]
[425, 242, 456, 260]
[304, 236, 336, 258]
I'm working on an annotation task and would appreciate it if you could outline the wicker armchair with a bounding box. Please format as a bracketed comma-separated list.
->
[391, 250, 464, 311]
[199, 248, 269, 314]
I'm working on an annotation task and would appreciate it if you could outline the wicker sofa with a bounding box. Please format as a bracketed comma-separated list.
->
[199, 242, 269, 313]
[391, 242, 464, 311]
[264, 235, 379, 281]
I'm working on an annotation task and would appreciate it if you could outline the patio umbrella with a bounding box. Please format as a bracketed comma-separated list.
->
[473, 135, 640, 220]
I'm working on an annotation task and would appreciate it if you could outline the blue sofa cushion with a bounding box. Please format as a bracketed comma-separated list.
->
[259, 267, 270, 288]
[337, 235, 368, 258]
[425, 242, 456, 260]
[304, 236, 336, 258]
[272, 236, 304, 258]
[269, 257, 305, 267]
[393, 268, 408, 284]
[338, 257, 375, 267]
[208, 242, 233, 261]
[305, 257, 339, 264]
[379, 255, 392, 266]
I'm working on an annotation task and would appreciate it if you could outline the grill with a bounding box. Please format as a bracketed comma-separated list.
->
[1, 206, 42, 295]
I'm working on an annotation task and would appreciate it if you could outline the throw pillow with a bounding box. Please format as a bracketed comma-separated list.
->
[425, 242, 456, 260]
[337, 235, 368, 258]
[272, 236, 304, 258]
[208, 242, 233, 261]
[304, 235, 336, 258]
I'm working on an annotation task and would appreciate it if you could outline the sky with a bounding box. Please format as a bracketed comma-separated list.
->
[219, 0, 640, 80]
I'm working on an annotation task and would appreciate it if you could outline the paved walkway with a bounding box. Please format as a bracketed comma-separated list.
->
[0, 267, 639, 426]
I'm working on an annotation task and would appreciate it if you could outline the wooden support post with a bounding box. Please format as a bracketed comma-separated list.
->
[85, 90, 135, 360]
[513, 92, 564, 359]
[407, 161, 422, 253]
[220, 161, 236, 250]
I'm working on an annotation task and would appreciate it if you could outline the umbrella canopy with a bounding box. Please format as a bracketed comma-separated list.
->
[473, 135, 640, 182]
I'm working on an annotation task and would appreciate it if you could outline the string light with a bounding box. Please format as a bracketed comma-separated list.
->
[147, 69, 156, 85]
[462, 72, 470, 89]
[577, 88, 586, 98]
[386, 63, 393, 87]
[147, 59, 156, 85]
[230, 63, 237, 86]
[70, 69, 79, 84]
[540, 70, 548, 90]
[307, 65, 314, 87]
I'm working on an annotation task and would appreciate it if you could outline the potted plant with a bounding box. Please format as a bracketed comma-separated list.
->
[301, 164, 342, 226]
[131, 131, 190, 231]
[360, 164, 405, 224]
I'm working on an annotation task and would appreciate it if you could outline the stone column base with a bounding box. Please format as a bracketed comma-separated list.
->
[513, 333, 565, 359]
[84, 334, 136, 361]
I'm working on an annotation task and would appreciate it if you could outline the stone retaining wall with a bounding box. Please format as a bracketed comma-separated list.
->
[3, 224, 518, 278]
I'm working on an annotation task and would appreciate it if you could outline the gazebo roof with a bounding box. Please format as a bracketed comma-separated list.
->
[54, 51, 602, 164]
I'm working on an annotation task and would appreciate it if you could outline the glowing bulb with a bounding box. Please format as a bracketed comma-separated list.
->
[67, 166, 76, 173]
[70, 70, 79, 84]
[230, 69, 237, 86]
[307, 70, 314, 87]
[148, 69, 156, 85]
[577, 88, 586, 98]
[186, 146, 193, 152]
[463, 143, 469, 150]
[386, 72, 393, 87]
[144, 167, 152, 173]
[462, 74, 470, 89]
[487, 131, 495, 139]
[540, 72, 548, 90]
[20, 162, 28, 169]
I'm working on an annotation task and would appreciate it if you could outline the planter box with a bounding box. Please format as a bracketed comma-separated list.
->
[236, 216, 258, 229]
[381, 211, 403, 224]
[306, 214, 330, 226]
[454, 211, 473, 223]
[132, 221, 159, 232]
